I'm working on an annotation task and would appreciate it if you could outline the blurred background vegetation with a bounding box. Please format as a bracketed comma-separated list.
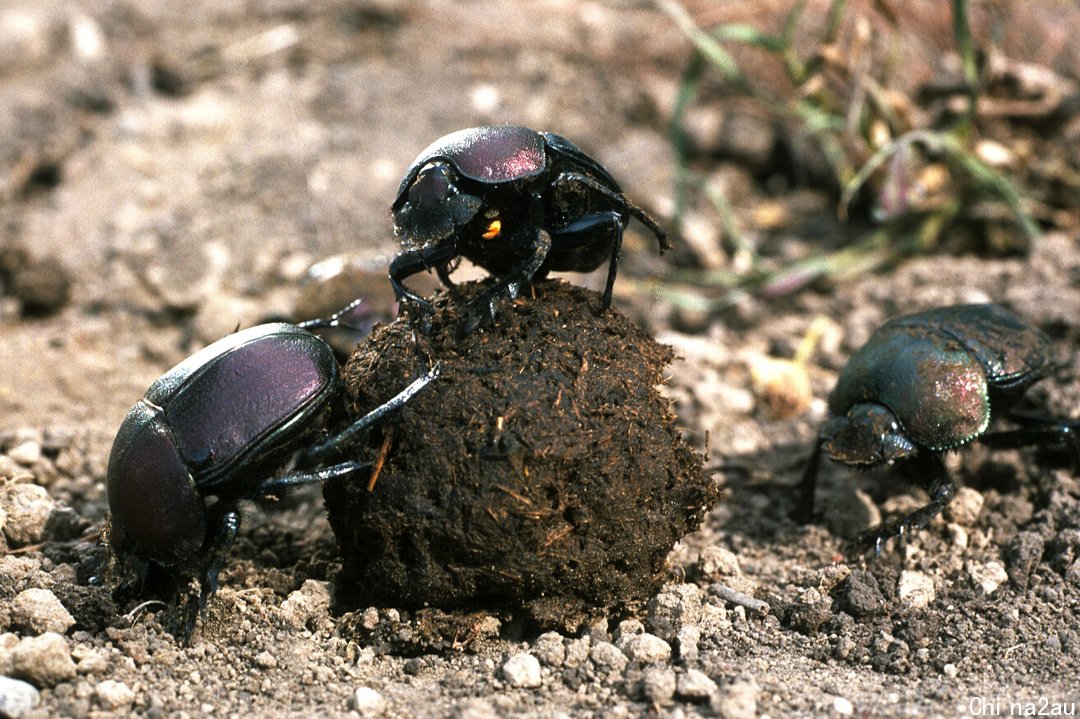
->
[652, 0, 1080, 314]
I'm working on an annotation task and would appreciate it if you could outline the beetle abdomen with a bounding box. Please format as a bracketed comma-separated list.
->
[157, 327, 339, 488]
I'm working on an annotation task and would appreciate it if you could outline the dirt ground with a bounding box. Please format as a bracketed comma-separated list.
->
[1, 1, 1079, 717]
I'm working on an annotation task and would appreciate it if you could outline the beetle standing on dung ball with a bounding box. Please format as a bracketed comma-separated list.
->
[104, 303, 436, 636]
[390, 125, 671, 333]
[799, 303, 1079, 554]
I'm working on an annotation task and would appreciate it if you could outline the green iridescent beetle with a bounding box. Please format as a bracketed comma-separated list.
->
[800, 303, 1076, 554]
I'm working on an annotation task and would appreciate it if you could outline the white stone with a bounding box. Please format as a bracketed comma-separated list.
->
[0, 676, 40, 718]
[897, 570, 935, 609]
[95, 679, 135, 710]
[967, 560, 1009, 596]
[352, 686, 384, 715]
[833, 696, 854, 715]
[501, 652, 541, 688]
[10, 588, 75, 635]
[616, 633, 671, 664]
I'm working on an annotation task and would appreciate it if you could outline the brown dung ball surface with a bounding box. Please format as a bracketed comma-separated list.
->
[324, 281, 717, 630]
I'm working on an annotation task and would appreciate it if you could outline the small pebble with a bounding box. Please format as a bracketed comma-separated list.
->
[94, 679, 135, 710]
[641, 666, 676, 706]
[278, 580, 331, 630]
[588, 642, 627, 672]
[613, 619, 644, 641]
[944, 486, 984, 526]
[0, 555, 43, 586]
[616, 633, 671, 664]
[0, 675, 41, 718]
[0, 484, 54, 545]
[833, 696, 854, 715]
[254, 651, 277, 669]
[532, 632, 566, 667]
[647, 584, 703, 640]
[563, 637, 590, 668]
[9, 258, 71, 315]
[676, 668, 717, 702]
[698, 546, 741, 578]
[943, 663, 959, 678]
[675, 625, 701, 664]
[0, 455, 26, 480]
[501, 653, 541, 689]
[6, 442, 41, 467]
[10, 632, 77, 687]
[10, 589, 75, 636]
[897, 570, 936, 609]
[352, 686, 384, 715]
[711, 677, 759, 719]
[839, 570, 885, 618]
[359, 607, 379, 630]
[967, 560, 1008, 596]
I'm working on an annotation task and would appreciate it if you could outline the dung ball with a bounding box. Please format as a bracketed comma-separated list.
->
[324, 281, 717, 630]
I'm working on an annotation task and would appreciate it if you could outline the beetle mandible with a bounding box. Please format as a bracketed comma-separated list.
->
[800, 303, 1078, 553]
[390, 125, 671, 331]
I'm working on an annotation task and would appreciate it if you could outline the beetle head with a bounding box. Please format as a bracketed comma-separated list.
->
[393, 161, 482, 250]
[820, 402, 918, 466]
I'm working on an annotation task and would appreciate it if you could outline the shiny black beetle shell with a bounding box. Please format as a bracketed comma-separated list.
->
[106, 323, 338, 567]
[388, 125, 669, 330]
[827, 303, 1052, 452]
[392, 125, 554, 203]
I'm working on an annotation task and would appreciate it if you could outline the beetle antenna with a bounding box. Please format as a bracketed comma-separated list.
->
[298, 297, 368, 332]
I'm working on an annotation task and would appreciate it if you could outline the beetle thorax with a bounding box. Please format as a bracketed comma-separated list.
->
[821, 402, 918, 466]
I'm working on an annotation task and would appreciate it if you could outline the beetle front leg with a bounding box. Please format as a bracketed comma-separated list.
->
[848, 454, 957, 556]
[389, 244, 458, 323]
[301, 364, 439, 464]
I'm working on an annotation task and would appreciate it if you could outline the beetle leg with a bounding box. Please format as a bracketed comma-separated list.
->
[848, 454, 957, 556]
[436, 261, 456, 289]
[389, 244, 458, 317]
[548, 211, 625, 310]
[297, 297, 367, 332]
[302, 364, 439, 463]
[554, 171, 671, 252]
[201, 508, 239, 602]
[980, 415, 1080, 453]
[259, 459, 373, 494]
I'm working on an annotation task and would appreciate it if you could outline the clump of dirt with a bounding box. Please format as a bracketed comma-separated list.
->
[323, 281, 718, 631]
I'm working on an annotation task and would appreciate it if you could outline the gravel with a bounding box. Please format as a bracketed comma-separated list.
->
[9, 589, 75, 636]
[6, 633, 76, 688]
[0, 676, 40, 719]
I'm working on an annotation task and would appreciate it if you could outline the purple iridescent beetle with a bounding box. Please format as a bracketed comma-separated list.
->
[105, 304, 435, 633]
[390, 125, 671, 332]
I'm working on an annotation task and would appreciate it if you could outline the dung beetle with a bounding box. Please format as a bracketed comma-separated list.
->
[800, 303, 1078, 553]
[390, 125, 671, 331]
[105, 302, 436, 628]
